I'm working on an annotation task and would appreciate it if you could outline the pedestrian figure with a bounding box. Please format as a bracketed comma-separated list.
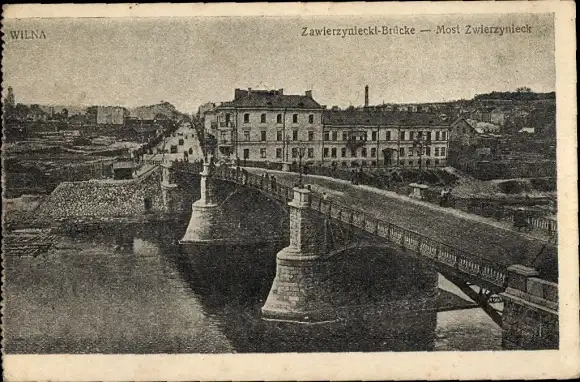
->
[271, 175, 277, 192]
[439, 188, 448, 206]
[513, 207, 529, 231]
[242, 169, 248, 185]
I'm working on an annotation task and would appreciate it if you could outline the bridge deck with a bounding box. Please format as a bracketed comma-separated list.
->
[245, 168, 557, 282]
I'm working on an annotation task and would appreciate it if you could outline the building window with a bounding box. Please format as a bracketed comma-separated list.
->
[363, 132, 368, 141]
[409, 131, 414, 141]
[362, 160, 367, 166]
[434, 147, 440, 156]
[308, 131, 314, 141]
[292, 114, 298, 123]
[276, 148, 282, 158]
[427, 131, 432, 141]
[341, 148, 346, 157]
[371, 161, 376, 166]
[243, 131, 250, 141]
[361, 148, 367, 157]
[435, 159, 440, 165]
[409, 149, 413, 157]
[331, 148, 337, 158]
[342, 132, 348, 141]
[371, 148, 376, 157]
[462, 127, 466, 134]
[400, 131, 405, 141]
[260, 113, 266, 123]
[277, 130, 283, 141]
[292, 148, 298, 158]
[225, 113, 231, 124]
[399, 147, 405, 157]
[342, 161, 347, 167]
[323, 148, 329, 158]
[409, 160, 414, 166]
[332, 131, 337, 141]
[372, 131, 377, 141]
[244, 113, 250, 123]
[426, 159, 431, 166]
[277, 114, 282, 124]
[442, 132, 447, 140]
[435, 131, 440, 141]
[261, 130, 267, 141]
[386, 131, 391, 141]
[426, 147, 431, 156]
[324, 131, 330, 141]
[293, 130, 298, 141]
[220, 131, 227, 141]
[441, 147, 446, 156]
[308, 148, 314, 158]
[260, 148, 267, 158]
[308, 114, 314, 124]
[243, 148, 249, 159]
[351, 148, 357, 157]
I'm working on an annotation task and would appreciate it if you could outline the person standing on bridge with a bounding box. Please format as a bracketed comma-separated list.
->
[242, 169, 248, 185]
[270, 175, 277, 192]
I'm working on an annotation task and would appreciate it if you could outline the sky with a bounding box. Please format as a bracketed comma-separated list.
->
[2, 13, 555, 113]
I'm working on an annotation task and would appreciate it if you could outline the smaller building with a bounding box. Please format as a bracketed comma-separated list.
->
[197, 102, 217, 118]
[112, 161, 136, 180]
[450, 118, 500, 146]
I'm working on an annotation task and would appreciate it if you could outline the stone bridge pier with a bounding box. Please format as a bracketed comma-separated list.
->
[179, 162, 224, 245]
[179, 163, 288, 247]
[261, 185, 439, 327]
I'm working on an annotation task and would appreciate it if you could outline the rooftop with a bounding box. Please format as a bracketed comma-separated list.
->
[323, 110, 450, 127]
[112, 161, 136, 170]
[217, 88, 322, 110]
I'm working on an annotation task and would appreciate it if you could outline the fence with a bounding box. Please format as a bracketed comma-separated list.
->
[214, 165, 508, 289]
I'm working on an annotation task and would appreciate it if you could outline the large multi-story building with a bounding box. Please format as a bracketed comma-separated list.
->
[322, 110, 450, 167]
[204, 88, 325, 163]
[205, 87, 450, 167]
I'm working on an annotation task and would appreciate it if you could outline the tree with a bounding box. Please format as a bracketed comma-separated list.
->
[60, 108, 69, 121]
[516, 87, 532, 93]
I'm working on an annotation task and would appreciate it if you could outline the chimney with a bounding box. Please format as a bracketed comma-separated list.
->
[305, 90, 312, 98]
[364, 85, 369, 107]
[278, 89, 284, 95]
[234, 88, 245, 100]
[248, 87, 252, 97]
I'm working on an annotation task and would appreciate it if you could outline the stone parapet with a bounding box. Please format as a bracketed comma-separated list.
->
[501, 264, 559, 349]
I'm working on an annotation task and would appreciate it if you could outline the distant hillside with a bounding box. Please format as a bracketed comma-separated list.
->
[474, 91, 555, 102]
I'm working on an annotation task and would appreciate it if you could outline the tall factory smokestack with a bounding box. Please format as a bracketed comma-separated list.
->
[364, 85, 369, 107]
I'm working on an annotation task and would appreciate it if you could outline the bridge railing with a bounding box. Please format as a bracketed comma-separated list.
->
[213, 166, 508, 289]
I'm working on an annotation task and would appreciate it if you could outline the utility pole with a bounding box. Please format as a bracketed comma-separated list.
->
[412, 133, 431, 183]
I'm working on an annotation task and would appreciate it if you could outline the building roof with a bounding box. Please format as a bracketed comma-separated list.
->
[465, 119, 500, 133]
[323, 110, 450, 127]
[113, 161, 136, 170]
[217, 89, 322, 110]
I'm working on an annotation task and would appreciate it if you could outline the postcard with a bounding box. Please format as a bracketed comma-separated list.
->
[1, 2, 578, 380]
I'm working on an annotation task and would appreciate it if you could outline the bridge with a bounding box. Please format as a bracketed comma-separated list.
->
[159, 160, 558, 350]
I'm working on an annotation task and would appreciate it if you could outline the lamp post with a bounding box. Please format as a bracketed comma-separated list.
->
[298, 146, 306, 187]
[412, 133, 431, 184]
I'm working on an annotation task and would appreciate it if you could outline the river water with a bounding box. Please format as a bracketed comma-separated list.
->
[3, 220, 502, 353]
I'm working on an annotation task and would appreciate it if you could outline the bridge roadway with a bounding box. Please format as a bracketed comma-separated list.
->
[232, 167, 557, 283]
